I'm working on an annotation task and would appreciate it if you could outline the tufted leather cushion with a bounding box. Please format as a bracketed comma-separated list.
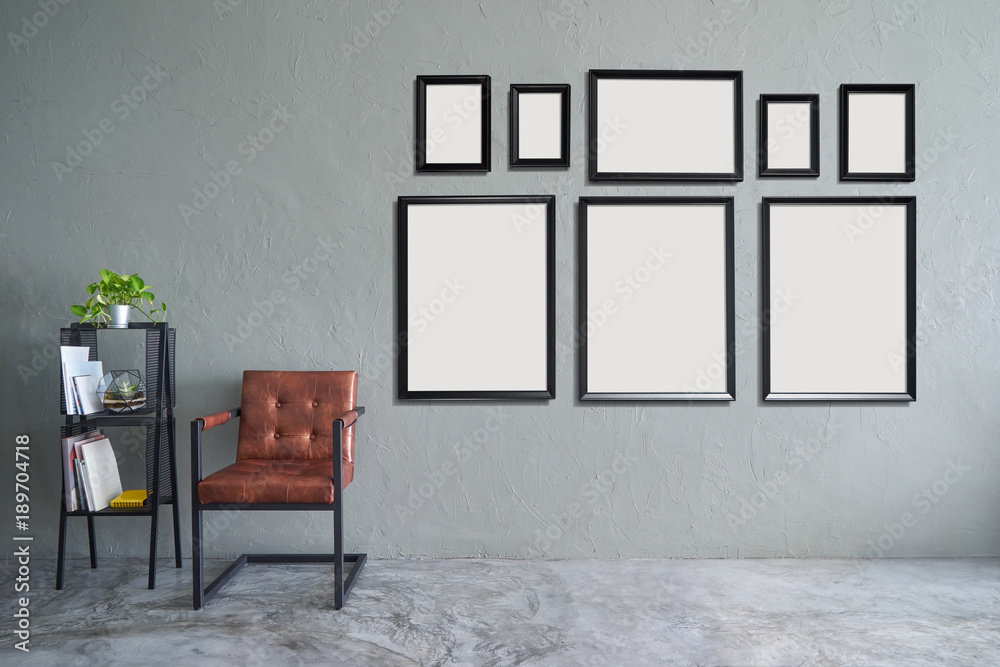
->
[198, 459, 344, 504]
[198, 370, 358, 505]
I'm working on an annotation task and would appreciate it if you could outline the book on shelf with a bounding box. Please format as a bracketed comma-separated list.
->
[110, 490, 147, 508]
[60, 346, 90, 415]
[61, 429, 103, 511]
[72, 374, 104, 415]
[63, 360, 104, 416]
[79, 439, 123, 512]
[74, 458, 90, 511]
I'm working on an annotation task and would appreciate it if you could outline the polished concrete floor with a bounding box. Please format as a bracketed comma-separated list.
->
[4, 557, 998, 666]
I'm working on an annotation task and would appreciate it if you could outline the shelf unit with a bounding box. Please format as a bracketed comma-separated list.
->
[56, 322, 181, 590]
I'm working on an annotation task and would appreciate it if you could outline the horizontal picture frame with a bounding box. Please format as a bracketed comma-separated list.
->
[398, 195, 555, 400]
[509, 83, 571, 168]
[588, 69, 743, 182]
[763, 197, 917, 401]
[579, 197, 736, 400]
[759, 93, 820, 177]
[839, 83, 915, 181]
[415, 75, 491, 172]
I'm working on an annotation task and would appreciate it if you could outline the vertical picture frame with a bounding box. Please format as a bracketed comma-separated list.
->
[762, 197, 917, 401]
[839, 83, 915, 181]
[509, 84, 571, 168]
[759, 94, 820, 177]
[398, 195, 555, 400]
[579, 197, 736, 400]
[588, 69, 743, 181]
[415, 75, 491, 172]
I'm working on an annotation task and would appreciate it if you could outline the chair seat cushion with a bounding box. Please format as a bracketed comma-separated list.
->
[198, 458, 353, 505]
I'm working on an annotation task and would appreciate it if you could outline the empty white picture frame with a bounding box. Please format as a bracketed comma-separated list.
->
[839, 84, 915, 181]
[588, 70, 743, 181]
[759, 94, 820, 177]
[579, 197, 736, 400]
[416, 75, 491, 172]
[398, 196, 555, 399]
[509, 84, 570, 167]
[763, 197, 917, 401]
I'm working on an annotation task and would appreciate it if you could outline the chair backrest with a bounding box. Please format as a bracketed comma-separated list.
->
[236, 370, 358, 465]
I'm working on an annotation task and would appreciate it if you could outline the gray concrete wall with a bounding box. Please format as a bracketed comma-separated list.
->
[1, 0, 997, 560]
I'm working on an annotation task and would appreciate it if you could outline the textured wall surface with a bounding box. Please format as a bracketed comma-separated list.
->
[1, 0, 998, 560]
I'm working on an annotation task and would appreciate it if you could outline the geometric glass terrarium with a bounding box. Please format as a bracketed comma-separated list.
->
[97, 370, 147, 413]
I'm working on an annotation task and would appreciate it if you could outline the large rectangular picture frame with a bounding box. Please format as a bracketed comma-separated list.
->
[762, 197, 917, 401]
[759, 93, 820, 177]
[588, 70, 743, 182]
[415, 75, 491, 172]
[509, 83, 571, 167]
[398, 195, 556, 400]
[579, 197, 736, 401]
[839, 83, 915, 182]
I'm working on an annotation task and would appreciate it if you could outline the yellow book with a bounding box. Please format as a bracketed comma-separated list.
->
[110, 490, 147, 508]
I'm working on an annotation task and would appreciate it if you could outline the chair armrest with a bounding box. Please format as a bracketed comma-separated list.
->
[194, 407, 241, 431]
[191, 407, 241, 490]
[333, 406, 364, 430]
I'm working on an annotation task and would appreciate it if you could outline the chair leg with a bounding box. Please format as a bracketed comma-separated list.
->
[192, 503, 203, 610]
[334, 491, 344, 609]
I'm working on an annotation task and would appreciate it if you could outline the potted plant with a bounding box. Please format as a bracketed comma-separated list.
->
[70, 269, 167, 328]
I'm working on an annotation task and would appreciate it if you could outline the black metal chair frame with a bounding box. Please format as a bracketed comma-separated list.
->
[190, 407, 366, 610]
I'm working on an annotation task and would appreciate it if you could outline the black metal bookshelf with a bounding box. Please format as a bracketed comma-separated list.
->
[56, 322, 181, 590]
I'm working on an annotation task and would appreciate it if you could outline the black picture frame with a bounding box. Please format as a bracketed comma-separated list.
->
[579, 197, 736, 401]
[509, 84, 571, 168]
[588, 69, 743, 182]
[398, 195, 556, 400]
[415, 75, 491, 172]
[839, 84, 915, 181]
[762, 197, 917, 401]
[759, 94, 820, 177]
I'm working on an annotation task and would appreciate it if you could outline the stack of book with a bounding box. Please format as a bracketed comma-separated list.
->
[60, 430, 124, 512]
[60, 346, 104, 415]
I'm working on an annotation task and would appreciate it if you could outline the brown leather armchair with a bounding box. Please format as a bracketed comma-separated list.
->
[190, 370, 366, 610]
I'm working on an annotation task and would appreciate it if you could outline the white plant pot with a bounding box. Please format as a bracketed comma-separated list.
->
[108, 304, 131, 328]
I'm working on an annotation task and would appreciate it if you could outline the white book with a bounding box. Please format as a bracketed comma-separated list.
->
[63, 360, 104, 415]
[79, 439, 122, 511]
[61, 430, 103, 512]
[72, 375, 104, 415]
[60, 346, 90, 415]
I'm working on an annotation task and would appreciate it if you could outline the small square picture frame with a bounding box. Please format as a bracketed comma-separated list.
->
[509, 84, 570, 168]
[415, 75, 491, 172]
[839, 83, 915, 182]
[759, 94, 820, 177]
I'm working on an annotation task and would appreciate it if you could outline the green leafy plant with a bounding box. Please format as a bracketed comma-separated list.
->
[70, 269, 167, 326]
